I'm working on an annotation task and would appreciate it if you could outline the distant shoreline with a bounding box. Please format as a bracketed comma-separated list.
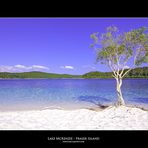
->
[0, 77, 148, 80]
[0, 67, 147, 79]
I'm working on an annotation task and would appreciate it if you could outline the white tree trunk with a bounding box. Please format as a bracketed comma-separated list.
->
[116, 77, 125, 106]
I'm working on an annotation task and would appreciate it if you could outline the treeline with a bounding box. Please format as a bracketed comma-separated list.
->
[127, 67, 148, 78]
[0, 71, 80, 78]
[81, 67, 148, 78]
[0, 67, 147, 78]
[81, 71, 111, 78]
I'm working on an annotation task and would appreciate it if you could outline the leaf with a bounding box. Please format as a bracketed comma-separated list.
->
[144, 56, 148, 62]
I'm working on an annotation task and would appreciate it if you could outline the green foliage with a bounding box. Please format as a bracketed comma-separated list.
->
[125, 27, 148, 66]
[82, 67, 148, 78]
[0, 67, 147, 79]
[145, 56, 148, 62]
[0, 71, 80, 78]
[90, 26, 148, 73]
[81, 71, 111, 78]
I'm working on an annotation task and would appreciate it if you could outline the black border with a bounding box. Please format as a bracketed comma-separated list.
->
[0, 10, 147, 17]
[0, 12, 148, 146]
[0, 130, 147, 146]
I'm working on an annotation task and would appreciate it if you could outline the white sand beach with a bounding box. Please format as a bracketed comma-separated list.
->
[0, 106, 148, 130]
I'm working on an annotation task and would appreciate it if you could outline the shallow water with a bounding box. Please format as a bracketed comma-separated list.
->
[0, 79, 147, 111]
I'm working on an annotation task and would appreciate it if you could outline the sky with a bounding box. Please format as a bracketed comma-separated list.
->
[0, 17, 148, 75]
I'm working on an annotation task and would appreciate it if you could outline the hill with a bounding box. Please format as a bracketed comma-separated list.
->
[0, 71, 81, 78]
[0, 67, 147, 78]
[81, 67, 148, 78]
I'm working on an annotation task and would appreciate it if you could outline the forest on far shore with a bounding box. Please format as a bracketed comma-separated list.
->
[0, 67, 147, 79]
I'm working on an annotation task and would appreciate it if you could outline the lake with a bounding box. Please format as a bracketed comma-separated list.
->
[0, 79, 148, 111]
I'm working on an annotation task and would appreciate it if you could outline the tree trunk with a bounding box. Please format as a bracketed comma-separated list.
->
[116, 77, 125, 106]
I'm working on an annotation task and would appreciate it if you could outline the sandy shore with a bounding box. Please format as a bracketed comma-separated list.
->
[0, 106, 148, 130]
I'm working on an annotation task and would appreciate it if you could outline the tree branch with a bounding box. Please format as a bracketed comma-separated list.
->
[121, 68, 131, 78]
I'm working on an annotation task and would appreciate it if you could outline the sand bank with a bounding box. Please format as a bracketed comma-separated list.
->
[0, 106, 148, 130]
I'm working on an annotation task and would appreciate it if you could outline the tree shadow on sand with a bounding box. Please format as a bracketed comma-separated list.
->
[78, 95, 111, 109]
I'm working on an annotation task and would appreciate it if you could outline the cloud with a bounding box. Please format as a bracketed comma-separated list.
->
[0, 65, 50, 72]
[15, 65, 31, 70]
[0, 66, 15, 72]
[60, 65, 74, 70]
[82, 65, 96, 69]
[32, 65, 49, 70]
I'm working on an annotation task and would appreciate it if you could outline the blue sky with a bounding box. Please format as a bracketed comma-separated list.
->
[0, 18, 148, 74]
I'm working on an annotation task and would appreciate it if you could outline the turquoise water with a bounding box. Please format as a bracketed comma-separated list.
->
[0, 79, 147, 111]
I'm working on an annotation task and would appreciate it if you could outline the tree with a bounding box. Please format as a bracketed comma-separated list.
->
[90, 26, 148, 106]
